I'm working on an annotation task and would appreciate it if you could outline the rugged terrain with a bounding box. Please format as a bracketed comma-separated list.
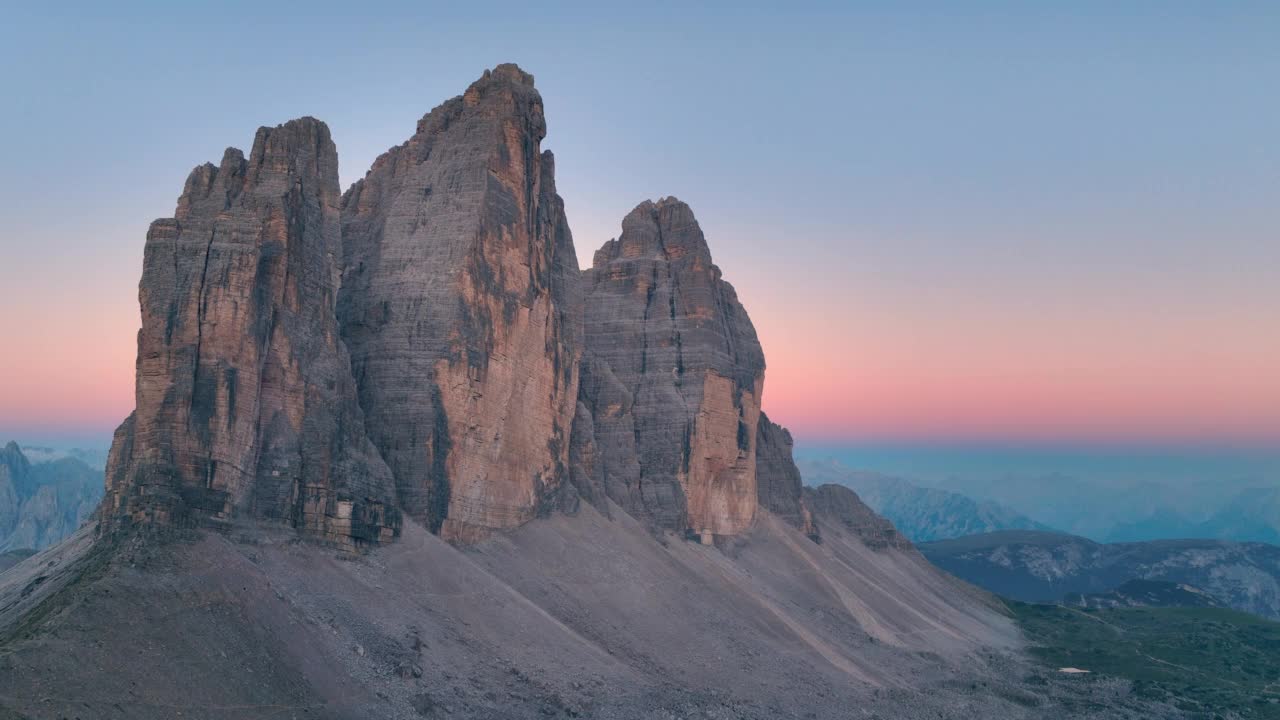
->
[800, 460, 1052, 542]
[922, 530, 1280, 620]
[338, 64, 580, 542]
[0, 64, 1208, 718]
[1, 501, 1184, 719]
[0, 442, 101, 551]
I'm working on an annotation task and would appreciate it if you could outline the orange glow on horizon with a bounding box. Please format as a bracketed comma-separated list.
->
[2, 228, 1277, 448]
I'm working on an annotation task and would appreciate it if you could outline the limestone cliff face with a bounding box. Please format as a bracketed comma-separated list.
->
[804, 484, 913, 551]
[100, 64, 815, 549]
[339, 65, 581, 542]
[755, 414, 816, 537]
[579, 199, 765, 539]
[103, 118, 400, 548]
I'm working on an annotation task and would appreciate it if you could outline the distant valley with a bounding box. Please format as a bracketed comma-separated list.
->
[921, 530, 1280, 621]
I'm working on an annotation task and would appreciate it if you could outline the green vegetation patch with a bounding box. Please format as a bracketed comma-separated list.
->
[1012, 601, 1280, 718]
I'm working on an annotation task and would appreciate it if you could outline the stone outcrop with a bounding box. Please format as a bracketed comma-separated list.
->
[101, 64, 824, 549]
[803, 484, 913, 551]
[338, 64, 581, 542]
[578, 198, 765, 540]
[103, 118, 400, 548]
[755, 413, 816, 537]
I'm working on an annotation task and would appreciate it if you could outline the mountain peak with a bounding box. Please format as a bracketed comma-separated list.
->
[480, 62, 535, 88]
[595, 197, 712, 268]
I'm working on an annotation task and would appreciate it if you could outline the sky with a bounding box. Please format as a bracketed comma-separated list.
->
[1, 1, 1278, 452]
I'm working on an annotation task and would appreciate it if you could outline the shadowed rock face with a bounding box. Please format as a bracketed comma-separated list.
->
[579, 198, 765, 538]
[102, 118, 400, 549]
[755, 413, 816, 537]
[338, 65, 581, 541]
[804, 484, 913, 551]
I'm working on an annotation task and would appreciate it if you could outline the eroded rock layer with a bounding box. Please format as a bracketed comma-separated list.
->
[338, 65, 581, 541]
[580, 198, 765, 538]
[103, 118, 400, 548]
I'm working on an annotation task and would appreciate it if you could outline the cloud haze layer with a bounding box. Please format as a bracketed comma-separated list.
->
[1, 2, 1277, 447]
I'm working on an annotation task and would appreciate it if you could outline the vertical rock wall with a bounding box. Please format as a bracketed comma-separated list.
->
[580, 199, 765, 538]
[103, 119, 400, 548]
[101, 64, 820, 548]
[755, 413, 817, 537]
[338, 65, 581, 541]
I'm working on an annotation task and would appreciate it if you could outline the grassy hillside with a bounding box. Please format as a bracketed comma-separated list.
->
[1013, 602, 1280, 717]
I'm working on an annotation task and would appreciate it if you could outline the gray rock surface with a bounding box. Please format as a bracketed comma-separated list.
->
[102, 118, 400, 548]
[578, 198, 765, 539]
[0, 549, 35, 575]
[755, 413, 815, 537]
[804, 483, 913, 551]
[0, 507, 1173, 720]
[0, 62, 1209, 720]
[96, 65, 818, 549]
[339, 64, 581, 542]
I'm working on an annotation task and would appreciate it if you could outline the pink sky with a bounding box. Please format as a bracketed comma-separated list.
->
[3, 7, 1279, 448]
[2, 225, 1277, 447]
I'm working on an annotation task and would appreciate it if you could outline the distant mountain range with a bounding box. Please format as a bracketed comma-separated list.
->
[920, 530, 1280, 620]
[927, 473, 1280, 545]
[16, 445, 108, 471]
[0, 441, 102, 552]
[797, 459, 1053, 542]
[797, 456, 1280, 545]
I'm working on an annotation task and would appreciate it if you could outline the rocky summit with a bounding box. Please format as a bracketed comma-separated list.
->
[98, 66, 813, 548]
[577, 197, 768, 540]
[339, 65, 581, 543]
[102, 118, 400, 550]
[756, 413, 817, 537]
[0, 64, 1191, 719]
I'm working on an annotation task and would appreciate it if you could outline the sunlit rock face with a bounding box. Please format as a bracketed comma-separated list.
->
[103, 118, 401, 548]
[578, 198, 766, 539]
[338, 65, 582, 542]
